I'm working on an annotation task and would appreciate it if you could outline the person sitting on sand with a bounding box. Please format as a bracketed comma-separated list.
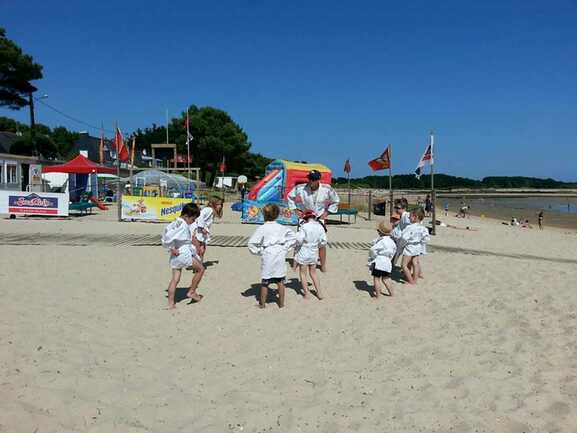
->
[161, 203, 205, 309]
[400, 208, 430, 285]
[248, 204, 296, 309]
[368, 221, 397, 298]
[293, 210, 327, 300]
[511, 217, 520, 226]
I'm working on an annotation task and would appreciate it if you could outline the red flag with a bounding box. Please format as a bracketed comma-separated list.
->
[368, 146, 391, 171]
[219, 156, 226, 173]
[344, 158, 351, 175]
[114, 127, 129, 162]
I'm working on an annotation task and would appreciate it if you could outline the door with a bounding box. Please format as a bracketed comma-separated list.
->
[21, 163, 29, 191]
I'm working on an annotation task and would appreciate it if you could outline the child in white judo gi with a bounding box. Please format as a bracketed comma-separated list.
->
[294, 210, 328, 300]
[248, 204, 296, 309]
[368, 221, 397, 298]
[161, 203, 205, 309]
[391, 198, 412, 266]
[192, 197, 223, 259]
[400, 208, 430, 285]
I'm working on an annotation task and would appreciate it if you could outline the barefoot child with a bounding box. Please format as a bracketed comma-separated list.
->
[294, 210, 328, 300]
[400, 208, 430, 285]
[248, 204, 296, 309]
[368, 221, 397, 298]
[192, 197, 223, 259]
[162, 203, 205, 309]
[391, 199, 411, 266]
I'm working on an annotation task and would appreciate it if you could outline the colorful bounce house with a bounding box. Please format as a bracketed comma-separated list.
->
[241, 159, 332, 225]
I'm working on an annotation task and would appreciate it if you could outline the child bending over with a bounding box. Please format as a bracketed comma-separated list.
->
[161, 203, 205, 309]
[192, 197, 223, 259]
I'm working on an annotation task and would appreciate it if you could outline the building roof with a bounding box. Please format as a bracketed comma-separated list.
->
[0, 131, 20, 154]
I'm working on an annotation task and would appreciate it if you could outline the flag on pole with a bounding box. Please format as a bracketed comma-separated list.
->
[184, 111, 193, 145]
[344, 158, 351, 175]
[414, 143, 434, 179]
[219, 155, 226, 173]
[368, 146, 391, 171]
[114, 127, 129, 162]
[99, 131, 105, 164]
[130, 136, 136, 166]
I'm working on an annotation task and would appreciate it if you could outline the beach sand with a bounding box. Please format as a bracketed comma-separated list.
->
[1, 208, 577, 432]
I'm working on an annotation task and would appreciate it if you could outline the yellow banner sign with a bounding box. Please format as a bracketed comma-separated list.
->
[121, 195, 193, 222]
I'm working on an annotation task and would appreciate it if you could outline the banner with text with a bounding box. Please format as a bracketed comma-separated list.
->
[0, 191, 69, 216]
[121, 195, 193, 222]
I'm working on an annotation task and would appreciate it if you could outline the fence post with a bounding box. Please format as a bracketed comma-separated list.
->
[368, 190, 372, 221]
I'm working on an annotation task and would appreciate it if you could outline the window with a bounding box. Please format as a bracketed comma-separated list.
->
[7, 164, 18, 184]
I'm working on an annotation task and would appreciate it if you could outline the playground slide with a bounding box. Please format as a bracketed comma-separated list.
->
[89, 196, 108, 210]
[248, 169, 280, 200]
[256, 170, 283, 202]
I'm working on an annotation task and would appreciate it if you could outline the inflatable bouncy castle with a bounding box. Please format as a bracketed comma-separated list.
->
[241, 159, 332, 224]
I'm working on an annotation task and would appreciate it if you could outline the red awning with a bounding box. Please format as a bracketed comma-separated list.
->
[42, 154, 116, 174]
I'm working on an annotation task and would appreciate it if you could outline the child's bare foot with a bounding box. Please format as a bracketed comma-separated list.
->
[315, 290, 324, 300]
[257, 303, 266, 309]
[166, 304, 176, 310]
[320, 265, 327, 273]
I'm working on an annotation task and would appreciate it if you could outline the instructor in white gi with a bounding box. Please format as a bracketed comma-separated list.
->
[287, 170, 340, 271]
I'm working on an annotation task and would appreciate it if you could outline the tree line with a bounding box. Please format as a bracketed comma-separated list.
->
[333, 174, 577, 190]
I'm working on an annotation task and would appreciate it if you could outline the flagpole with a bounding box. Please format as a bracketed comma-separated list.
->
[430, 131, 436, 235]
[186, 108, 191, 181]
[388, 144, 393, 217]
[116, 122, 122, 222]
[347, 159, 351, 207]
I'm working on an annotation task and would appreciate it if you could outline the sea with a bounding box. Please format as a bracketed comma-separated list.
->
[442, 196, 577, 229]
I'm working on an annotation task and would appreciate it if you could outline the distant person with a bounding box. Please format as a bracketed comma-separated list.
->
[293, 210, 327, 300]
[368, 221, 396, 298]
[511, 217, 520, 226]
[161, 204, 205, 309]
[287, 170, 340, 272]
[248, 204, 297, 309]
[192, 197, 223, 259]
[444, 202, 449, 217]
[425, 194, 432, 216]
[538, 211, 544, 230]
[240, 184, 247, 201]
[399, 209, 430, 285]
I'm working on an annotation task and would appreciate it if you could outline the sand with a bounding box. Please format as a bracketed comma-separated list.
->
[1, 207, 577, 433]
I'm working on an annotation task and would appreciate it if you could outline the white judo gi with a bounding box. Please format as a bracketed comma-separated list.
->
[400, 223, 430, 257]
[248, 221, 297, 280]
[161, 217, 200, 269]
[368, 235, 397, 273]
[191, 206, 214, 244]
[294, 220, 327, 265]
[287, 183, 340, 218]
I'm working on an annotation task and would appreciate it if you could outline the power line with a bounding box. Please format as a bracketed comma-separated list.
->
[34, 97, 115, 134]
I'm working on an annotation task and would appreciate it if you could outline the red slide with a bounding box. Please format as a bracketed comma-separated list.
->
[89, 196, 108, 210]
[248, 169, 280, 200]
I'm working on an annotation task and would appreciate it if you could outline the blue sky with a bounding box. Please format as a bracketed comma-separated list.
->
[2, 0, 577, 180]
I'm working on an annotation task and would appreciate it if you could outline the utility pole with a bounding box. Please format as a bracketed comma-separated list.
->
[28, 92, 36, 155]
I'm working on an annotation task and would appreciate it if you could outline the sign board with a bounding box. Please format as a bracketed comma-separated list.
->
[0, 191, 69, 216]
[121, 195, 193, 222]
[241, 199, 297, 225]
[29, 164, 43, 185]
